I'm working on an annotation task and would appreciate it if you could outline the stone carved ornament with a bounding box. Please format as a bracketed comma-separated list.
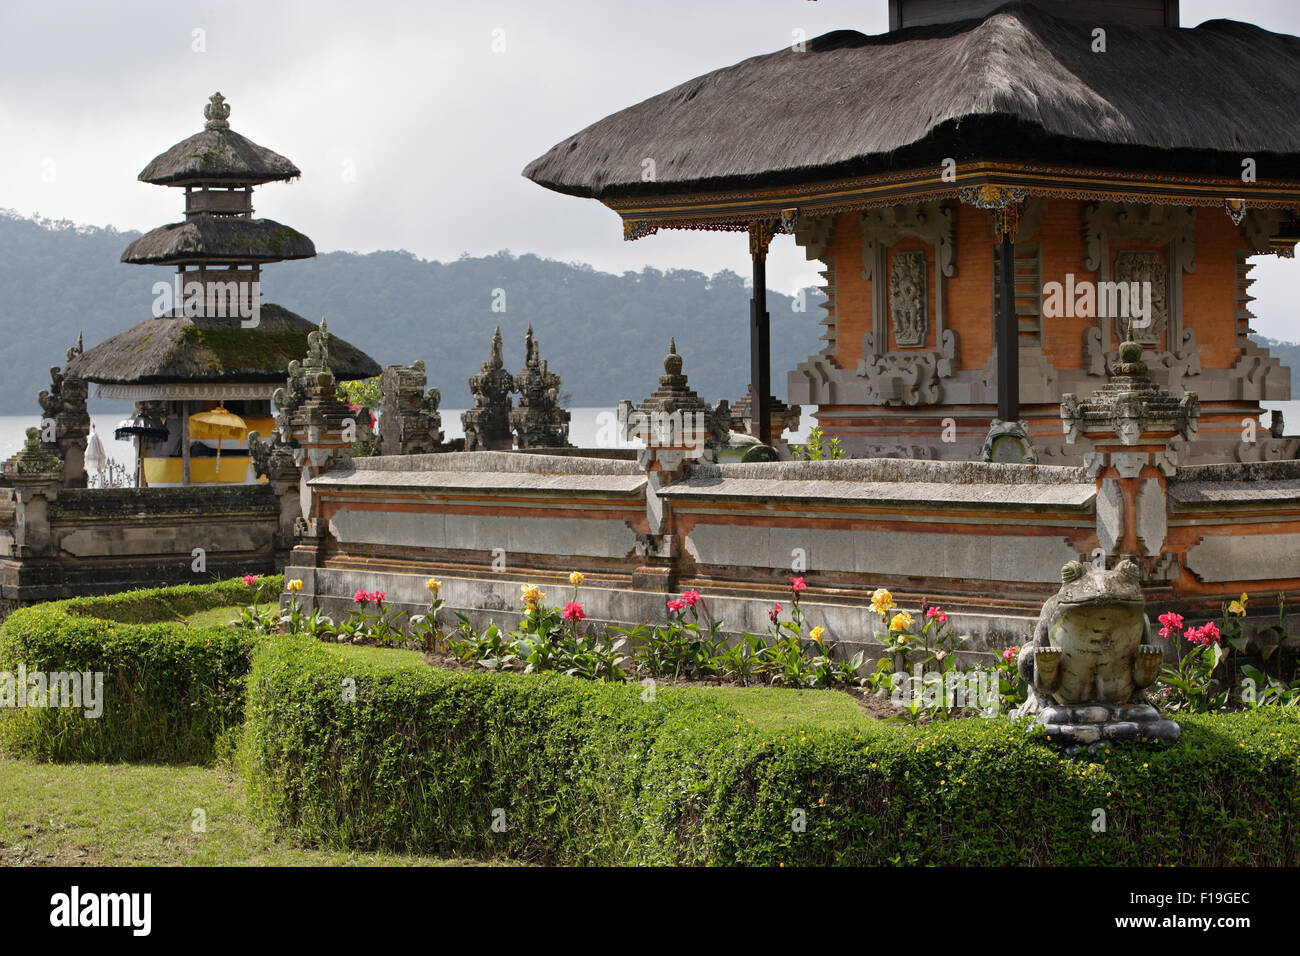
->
[1112, 249, 1168, 347]
[861, 202, 955, 359]
[857, 329, 957, 406]
[888, 251, 928, 348]
[858, 202, 957, 406]
[1081, 203, 1196, 379]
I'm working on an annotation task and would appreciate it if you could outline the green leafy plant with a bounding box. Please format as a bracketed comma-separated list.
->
[408, 578, 448, 654]
[1159, 614, 1230, 714]
[794, 425, 844, 461]
[232, 574, 277, 635]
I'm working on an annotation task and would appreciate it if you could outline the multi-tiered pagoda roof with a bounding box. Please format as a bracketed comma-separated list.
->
[71, 92, 378, 396]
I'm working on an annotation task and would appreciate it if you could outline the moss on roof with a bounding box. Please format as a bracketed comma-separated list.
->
[66, 305, 381, 385]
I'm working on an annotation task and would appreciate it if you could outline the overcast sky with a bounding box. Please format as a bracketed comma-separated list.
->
[1, 0, 1298, 339]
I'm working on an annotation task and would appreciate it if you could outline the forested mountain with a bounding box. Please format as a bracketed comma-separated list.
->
[0, 211, 826, 412]
[4, 211, 1298, 417]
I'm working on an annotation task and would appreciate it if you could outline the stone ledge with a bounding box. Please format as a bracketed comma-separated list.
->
[706, 458, 1090, 485]
[1172, 459, 1300, 483]
[351, 451, 641, 477]
[662, 477, 1095, 508]
[1168, 480, 1300, 505]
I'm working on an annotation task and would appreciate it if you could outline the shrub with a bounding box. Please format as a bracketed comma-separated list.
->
[244, 636, 1300, 865]
[0, 576, 276, 762]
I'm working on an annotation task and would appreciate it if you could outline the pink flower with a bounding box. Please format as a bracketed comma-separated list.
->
[790, 577, 807, 593]
[926, 606, 947, 623]
[242, 574, 259, 588]
[681, 590, 701, 607]
[667, 598, 688, 613]
[563, 601, 585, 622]
[1158, 611, 1184, 639]
[1186, 621, 1221, 646]
[769, 602, 782, 624]
[1002, 646, 1018, 663]
[353, 589, 370, 605]
[373, 591, 386, 604]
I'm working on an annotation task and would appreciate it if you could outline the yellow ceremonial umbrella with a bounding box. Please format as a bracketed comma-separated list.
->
[188, 405, 249, 485]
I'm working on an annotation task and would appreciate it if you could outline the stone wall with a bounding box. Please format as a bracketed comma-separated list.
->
[0, 484, 277, 605]
[284, 447, 1300, 660]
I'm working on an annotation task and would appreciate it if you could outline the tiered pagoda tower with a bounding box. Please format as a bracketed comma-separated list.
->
[69, 93, 379, 485]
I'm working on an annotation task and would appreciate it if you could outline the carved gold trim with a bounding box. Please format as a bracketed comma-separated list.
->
[607, 161, 1300, 235]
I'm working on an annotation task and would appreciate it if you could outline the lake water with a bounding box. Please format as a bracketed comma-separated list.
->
[2, 403, 1289, 467]
[0, 407, 818, 466]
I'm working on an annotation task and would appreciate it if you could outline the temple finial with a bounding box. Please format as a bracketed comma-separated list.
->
[664, 338, 683, 378]
[204, 92, 231, 130]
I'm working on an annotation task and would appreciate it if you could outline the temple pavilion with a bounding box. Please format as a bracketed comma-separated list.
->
[525, 0, 1300, 464]
[69, 93, 379, 485]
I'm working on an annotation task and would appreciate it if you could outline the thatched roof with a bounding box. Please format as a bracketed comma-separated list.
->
[66, 305, 381, 385]
[121, 216, 315, 264]
[139, 127, 300, 186]
[524, 2, 1300, 198]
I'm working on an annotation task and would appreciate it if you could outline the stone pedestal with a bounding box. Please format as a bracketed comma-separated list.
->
[619, 340, 730, 589]
[1062, 340, 1199, 576]
[1038, 703, 1181, 756]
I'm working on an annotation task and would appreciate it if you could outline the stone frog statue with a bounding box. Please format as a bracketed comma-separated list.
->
[1013, 559, 1165, 719]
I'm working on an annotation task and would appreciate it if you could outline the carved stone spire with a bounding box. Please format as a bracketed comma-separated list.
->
[463, 327, 514, 451]
[510, 327, 571, 449]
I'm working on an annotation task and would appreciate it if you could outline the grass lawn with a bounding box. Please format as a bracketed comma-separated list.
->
[322, 642, 872, 732]
[0, 757, 494, 867]
[181, 603, 275, 628]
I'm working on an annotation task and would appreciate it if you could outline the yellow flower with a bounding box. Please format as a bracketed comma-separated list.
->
[425, 577, 441, 595]
[809, 626, 826, 644]
[286, 579, 303, 593]
[569, 571, 585, 587]
[520, 584, 544, 608]
[1229, 593, 1248, 616]
[890, 611, 914, 633]
[871, 588, 895, 617]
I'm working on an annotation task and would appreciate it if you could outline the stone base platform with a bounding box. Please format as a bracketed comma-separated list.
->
[1037, 703, 1181, 756]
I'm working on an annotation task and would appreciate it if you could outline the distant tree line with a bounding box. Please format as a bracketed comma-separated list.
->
[0, 211, 826, 412]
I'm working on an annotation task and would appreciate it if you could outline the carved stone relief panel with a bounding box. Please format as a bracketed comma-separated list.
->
[1112, 249, 1168, 347]
[1081, 202, 1196, 379]
[889, 251, 928, 348]
[861, 202, 954, 361]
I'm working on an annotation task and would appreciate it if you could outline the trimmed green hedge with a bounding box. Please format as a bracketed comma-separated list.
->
[245, 636, 1300, 865]
[0, 577, 279, 763]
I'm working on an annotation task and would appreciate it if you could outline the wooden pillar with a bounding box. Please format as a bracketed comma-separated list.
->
[748, 221, 774, 446]
[996, 232, 1019, 421]
[181, 400, 191, 485]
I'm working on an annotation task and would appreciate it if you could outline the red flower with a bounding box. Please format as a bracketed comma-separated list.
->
[563, 601, 585, 622]
[667, 598, 687, 613]
[1158, 611, 1184, 639]
[242, 574, 259, 587]
[681, 589, 701, 607]
[373, 591, 386, 604]
[353, 589, 370, 604]
[1186, 621, 1221, 646]
[790, 577, 807, 593]
[769, 602, 782, 624]
[1002, 646, 1017, 663]
[926, 606, 947, 623]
